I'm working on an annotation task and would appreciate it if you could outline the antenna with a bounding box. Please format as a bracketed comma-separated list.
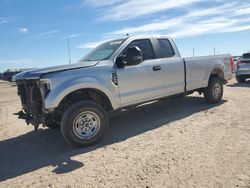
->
[67, 38, 71, 64]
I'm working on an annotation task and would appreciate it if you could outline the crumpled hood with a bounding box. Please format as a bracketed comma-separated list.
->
[15, 61, 99, 80]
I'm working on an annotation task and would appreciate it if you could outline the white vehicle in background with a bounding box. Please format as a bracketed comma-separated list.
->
[236, 52, 250, 83]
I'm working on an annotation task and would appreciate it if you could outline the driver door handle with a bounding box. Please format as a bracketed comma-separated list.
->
[153, 66, 161, 71]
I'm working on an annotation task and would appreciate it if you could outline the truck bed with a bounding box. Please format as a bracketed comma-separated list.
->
[183, 54, 233, 91]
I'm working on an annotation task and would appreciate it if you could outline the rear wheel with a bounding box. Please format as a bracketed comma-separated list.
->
[204, 77, 223, 104]
[236, 76, 245, 83]
[61, 100, 108, 147]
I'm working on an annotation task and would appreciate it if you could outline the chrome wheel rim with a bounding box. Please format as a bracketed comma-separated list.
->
[73, 111, 101, 139]
[212, 82, 221, 99]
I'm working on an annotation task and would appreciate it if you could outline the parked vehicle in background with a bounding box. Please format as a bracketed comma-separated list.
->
[236, 52, 250, 83]
[2, 68, 36, 82]
[2, 70, 21, 82]
[15, 36, 234, 147]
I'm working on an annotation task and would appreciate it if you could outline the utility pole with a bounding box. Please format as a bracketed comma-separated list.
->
[67, 38, 71, 64]
[214, 48, 216, 56]
[193, 48, 195, 57]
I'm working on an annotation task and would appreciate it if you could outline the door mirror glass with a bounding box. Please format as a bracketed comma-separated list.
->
[126, 46, 143, 66]
[116, 55, 126, 68]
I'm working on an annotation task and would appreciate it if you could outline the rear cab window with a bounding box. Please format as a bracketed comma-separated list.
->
[243, 53, 250, 59]
[240, 53, 250, 64]
[157, 39, 175, 58]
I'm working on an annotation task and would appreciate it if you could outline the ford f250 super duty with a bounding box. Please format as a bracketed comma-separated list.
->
[15, 36, 234, 147]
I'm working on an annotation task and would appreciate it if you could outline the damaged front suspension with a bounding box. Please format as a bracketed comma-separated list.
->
[14, 110, 45, 131]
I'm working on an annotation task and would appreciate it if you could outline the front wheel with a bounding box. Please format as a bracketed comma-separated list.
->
[204, 77, 223, 104]
[60, 101, 109, 147]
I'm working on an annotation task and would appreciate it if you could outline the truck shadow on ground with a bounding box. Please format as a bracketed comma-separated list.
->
[0, 96, 227, 181]
[227, 80, 250, 88]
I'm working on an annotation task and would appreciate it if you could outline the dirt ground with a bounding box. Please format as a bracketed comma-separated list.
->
[0, 78, 250, 188]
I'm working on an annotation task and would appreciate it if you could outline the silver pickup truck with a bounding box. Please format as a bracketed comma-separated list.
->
[15, 36, 234, 147]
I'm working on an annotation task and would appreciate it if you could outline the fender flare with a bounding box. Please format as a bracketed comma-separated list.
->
[205, 64, 226, 86]
[44, 77, 120, 110]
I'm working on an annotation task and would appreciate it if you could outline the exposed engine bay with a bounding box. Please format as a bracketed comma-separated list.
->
[15, 79, 49, 130]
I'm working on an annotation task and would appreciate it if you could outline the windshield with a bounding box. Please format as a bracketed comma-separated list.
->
[79, 39, 125, 62]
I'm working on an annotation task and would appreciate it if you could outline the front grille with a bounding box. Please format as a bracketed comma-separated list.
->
[17, 80, 43, 117]
[17, 83, 27, 105]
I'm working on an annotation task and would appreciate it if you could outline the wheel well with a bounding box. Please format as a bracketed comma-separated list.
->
[56, 89, 113, 118]
[210, 68, 225, 81]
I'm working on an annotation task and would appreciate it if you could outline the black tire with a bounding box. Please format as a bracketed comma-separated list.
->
[236, 76, 245, 83]
[204, 76, 223, 104]
[60, 100, 109, 147]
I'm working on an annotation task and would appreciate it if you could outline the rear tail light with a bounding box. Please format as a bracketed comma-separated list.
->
[230, 56, 235, 72]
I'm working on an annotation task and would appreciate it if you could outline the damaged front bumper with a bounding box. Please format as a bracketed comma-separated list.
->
[15, 79, 50, 130]
[15, 110, 45, 131]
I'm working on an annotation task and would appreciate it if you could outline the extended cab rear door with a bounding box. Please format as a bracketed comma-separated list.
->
[154, 38, 185, 96]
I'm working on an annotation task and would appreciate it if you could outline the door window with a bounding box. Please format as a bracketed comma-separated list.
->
[122, 39, 155, 61]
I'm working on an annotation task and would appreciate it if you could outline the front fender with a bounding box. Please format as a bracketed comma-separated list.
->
[44, 77, 120, 110]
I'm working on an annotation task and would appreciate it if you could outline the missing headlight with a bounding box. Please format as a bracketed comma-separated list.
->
[40, 79, 51, 98]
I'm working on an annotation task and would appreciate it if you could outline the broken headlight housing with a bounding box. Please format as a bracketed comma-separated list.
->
[39, 79, 51, 98]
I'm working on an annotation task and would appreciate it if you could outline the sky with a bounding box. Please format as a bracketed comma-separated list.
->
[0, 0, 250, 72]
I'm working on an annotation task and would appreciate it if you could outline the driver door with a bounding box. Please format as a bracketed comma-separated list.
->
[116, 39, 165, 107]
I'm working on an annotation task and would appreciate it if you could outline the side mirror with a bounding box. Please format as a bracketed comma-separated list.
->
[127, 46, 143, 66]
[116, 55, 126, 68]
